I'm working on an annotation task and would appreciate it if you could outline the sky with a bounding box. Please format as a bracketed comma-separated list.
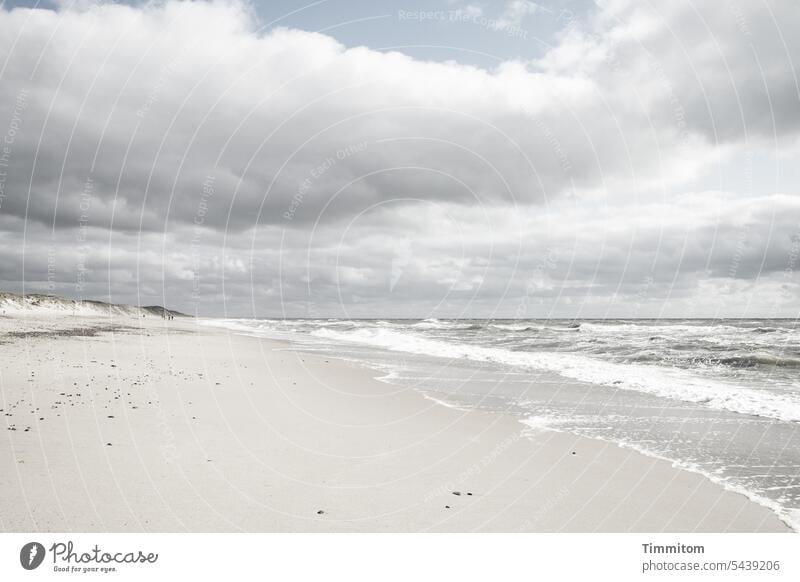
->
[0, 0, 799, 318]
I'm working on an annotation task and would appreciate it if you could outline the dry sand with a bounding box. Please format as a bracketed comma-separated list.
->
[0, 313, 790, 532]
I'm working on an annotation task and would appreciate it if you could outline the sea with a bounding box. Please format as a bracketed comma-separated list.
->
[206, 317, 800, 530]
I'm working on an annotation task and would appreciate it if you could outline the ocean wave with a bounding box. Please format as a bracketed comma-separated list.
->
[489, 323, 539, 332]
[310, 326, 800, 423]
[578, 321, 742, 335]
[411, 318, 446, 329]
[715, 354, 800, 368]
[753, 327, 780, 334]
[490, 322, 581, 333]
[411, 319, 481, 330]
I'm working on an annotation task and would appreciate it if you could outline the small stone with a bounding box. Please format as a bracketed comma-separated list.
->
[316, 510, 325, 515]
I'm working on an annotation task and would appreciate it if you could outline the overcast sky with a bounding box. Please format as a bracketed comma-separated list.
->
[1, 0, 799, 318]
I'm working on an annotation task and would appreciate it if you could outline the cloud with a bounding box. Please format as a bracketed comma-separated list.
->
[0, 0, 798, 316]
[540, 0, 800, 142]
[0, 0, 715, 235]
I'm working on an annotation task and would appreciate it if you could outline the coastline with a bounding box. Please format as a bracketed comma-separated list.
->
[0, 313, 791, 532]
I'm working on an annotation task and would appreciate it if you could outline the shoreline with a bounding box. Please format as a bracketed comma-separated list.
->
[0, 312, 791, 532]
[223, 322, 799, 534]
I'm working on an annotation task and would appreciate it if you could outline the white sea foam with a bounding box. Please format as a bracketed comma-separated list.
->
[520, 416, 565, 433]
[419, 392, 473, 412]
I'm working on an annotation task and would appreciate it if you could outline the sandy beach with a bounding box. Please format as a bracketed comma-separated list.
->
[0, 311, 790, 532]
